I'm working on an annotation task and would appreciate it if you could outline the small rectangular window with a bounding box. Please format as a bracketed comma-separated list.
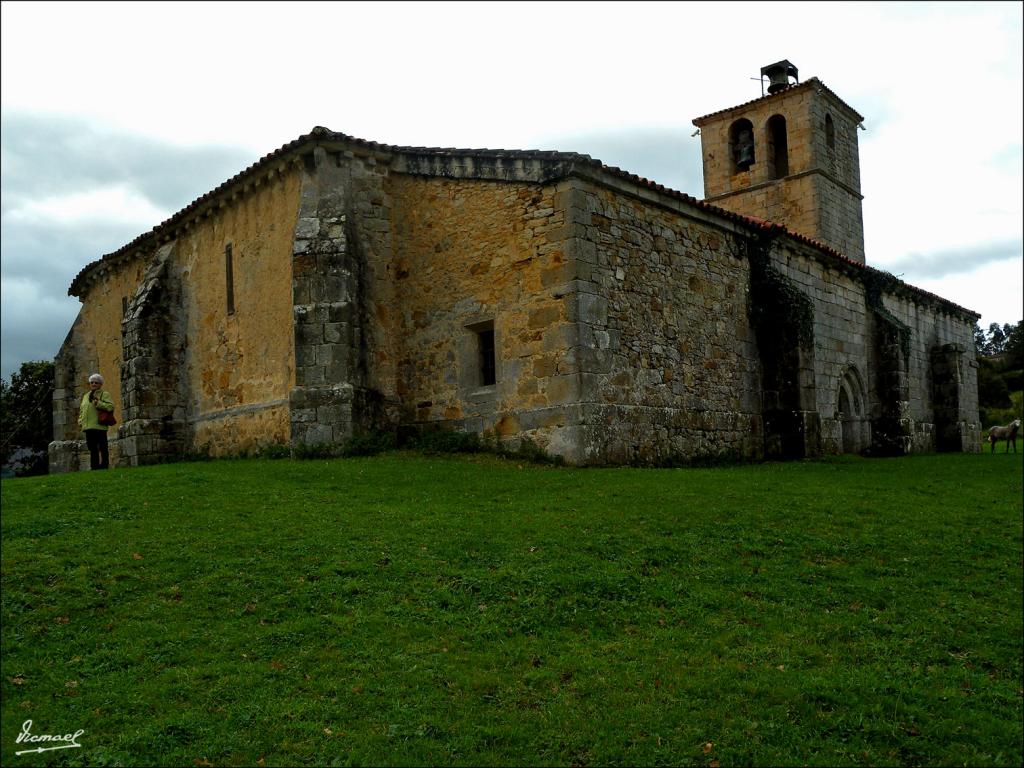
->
[478, 327, 496, 386]
[225, 243, 235, 315]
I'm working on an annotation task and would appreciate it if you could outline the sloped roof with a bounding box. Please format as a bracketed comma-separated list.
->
[692, 77, 865, 126]
[68, 126, 974, 319]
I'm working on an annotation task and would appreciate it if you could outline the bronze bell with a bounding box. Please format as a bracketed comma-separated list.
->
[761, 60, 799, 95]
[736, 130, 755, 170]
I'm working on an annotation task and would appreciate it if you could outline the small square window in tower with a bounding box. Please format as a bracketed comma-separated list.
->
[477, 326, 496, 386]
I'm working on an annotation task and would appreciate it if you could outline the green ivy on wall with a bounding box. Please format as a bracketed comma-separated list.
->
[746, 234, 815, 348]
[861, 269, 911, 363]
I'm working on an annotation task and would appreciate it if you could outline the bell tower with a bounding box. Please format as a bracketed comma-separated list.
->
[692, 61, 866, 263]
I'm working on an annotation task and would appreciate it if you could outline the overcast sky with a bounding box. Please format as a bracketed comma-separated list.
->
[2, 0, 1021, 381]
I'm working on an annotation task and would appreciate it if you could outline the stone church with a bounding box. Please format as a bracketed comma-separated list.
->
[49, 61, 980, 471]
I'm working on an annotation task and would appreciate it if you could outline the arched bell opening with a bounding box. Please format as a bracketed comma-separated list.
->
[766, 114, 789, 179]
[729, 118, 755, 173]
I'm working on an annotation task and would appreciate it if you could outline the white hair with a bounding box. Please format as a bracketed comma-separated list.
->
[88, 373, 104, 384]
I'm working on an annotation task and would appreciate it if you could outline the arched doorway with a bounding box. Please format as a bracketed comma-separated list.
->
[836, 366, 867, 454]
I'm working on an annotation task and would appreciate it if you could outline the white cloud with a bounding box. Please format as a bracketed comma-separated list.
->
[908, 259, 1024, 327]
[0, 0, 1021, 378]
[5, 185, 170, 228]
[1, 276, 81, 377]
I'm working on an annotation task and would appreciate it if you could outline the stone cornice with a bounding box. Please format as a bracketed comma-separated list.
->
[705, 168, 864, 204]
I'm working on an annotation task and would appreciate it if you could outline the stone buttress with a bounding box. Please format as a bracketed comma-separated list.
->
[288, 145, 396, 446]
[117, 243, 188, 465]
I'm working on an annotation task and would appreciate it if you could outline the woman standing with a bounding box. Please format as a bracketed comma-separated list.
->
[79, 373, 115, 470]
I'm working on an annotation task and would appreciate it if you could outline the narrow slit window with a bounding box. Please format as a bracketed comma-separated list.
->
[225, 243, 235, 315]
[825, 113, 836, 149]
[478, 327, 496, 386]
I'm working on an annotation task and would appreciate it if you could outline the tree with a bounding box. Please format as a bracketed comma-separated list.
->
[977, 357, 1012, 410]
[1003, 321, 1024, 370]
[973, 323, 987, 356]
[0, 360, 55, 472]
[987, 322, 1008, 356]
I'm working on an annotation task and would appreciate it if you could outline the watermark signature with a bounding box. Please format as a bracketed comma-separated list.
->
[14, 720, 84, 755]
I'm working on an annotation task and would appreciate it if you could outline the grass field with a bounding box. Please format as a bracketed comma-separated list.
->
[2, 451, 1021, 766]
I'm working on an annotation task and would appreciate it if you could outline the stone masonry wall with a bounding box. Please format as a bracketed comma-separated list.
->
[808, 92, 862, 203]
[386, 174, 582, 458]
[52, 313, 86, 444]
[770, 241, 871, 454]
[49, 257, 146, 471]
[49, 313, 88, 473]
[773, 241, 979, 454]
[566, 178, 762, 465]
[882, 293, 980, 452]
[813, 174, 866, 266]
[176, 167, 300, 455]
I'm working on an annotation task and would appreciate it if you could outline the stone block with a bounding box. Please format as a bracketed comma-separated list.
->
[47, 440, 83, 474]
[295, 345, 313, 368]
[295, 217, 321, 239]
[546, 375, 578, 405]
[332, 423, 355, 442]
[578, 347, 612, 374]
[325, 359, 349, 383]
[324, 323, 346, 343]
[577, 240, 598, 264]
[303, 423, 335, 445]
[541, 324, 577, 352]
[327, 302, 352, 323]
[297, 324, 323, 346]
[532, 357, 557, 378]
[297, 366, 326, 386]
[317, 405, 348, 424]
[315, 344, 342, 366]
[578, 294, 608, 326]
[528, 305, 561, 330]
[322, 274, 350, 302]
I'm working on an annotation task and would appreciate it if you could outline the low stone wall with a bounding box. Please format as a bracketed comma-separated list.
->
[48, 440, 85, 473]
[47, 438, 122, 472]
